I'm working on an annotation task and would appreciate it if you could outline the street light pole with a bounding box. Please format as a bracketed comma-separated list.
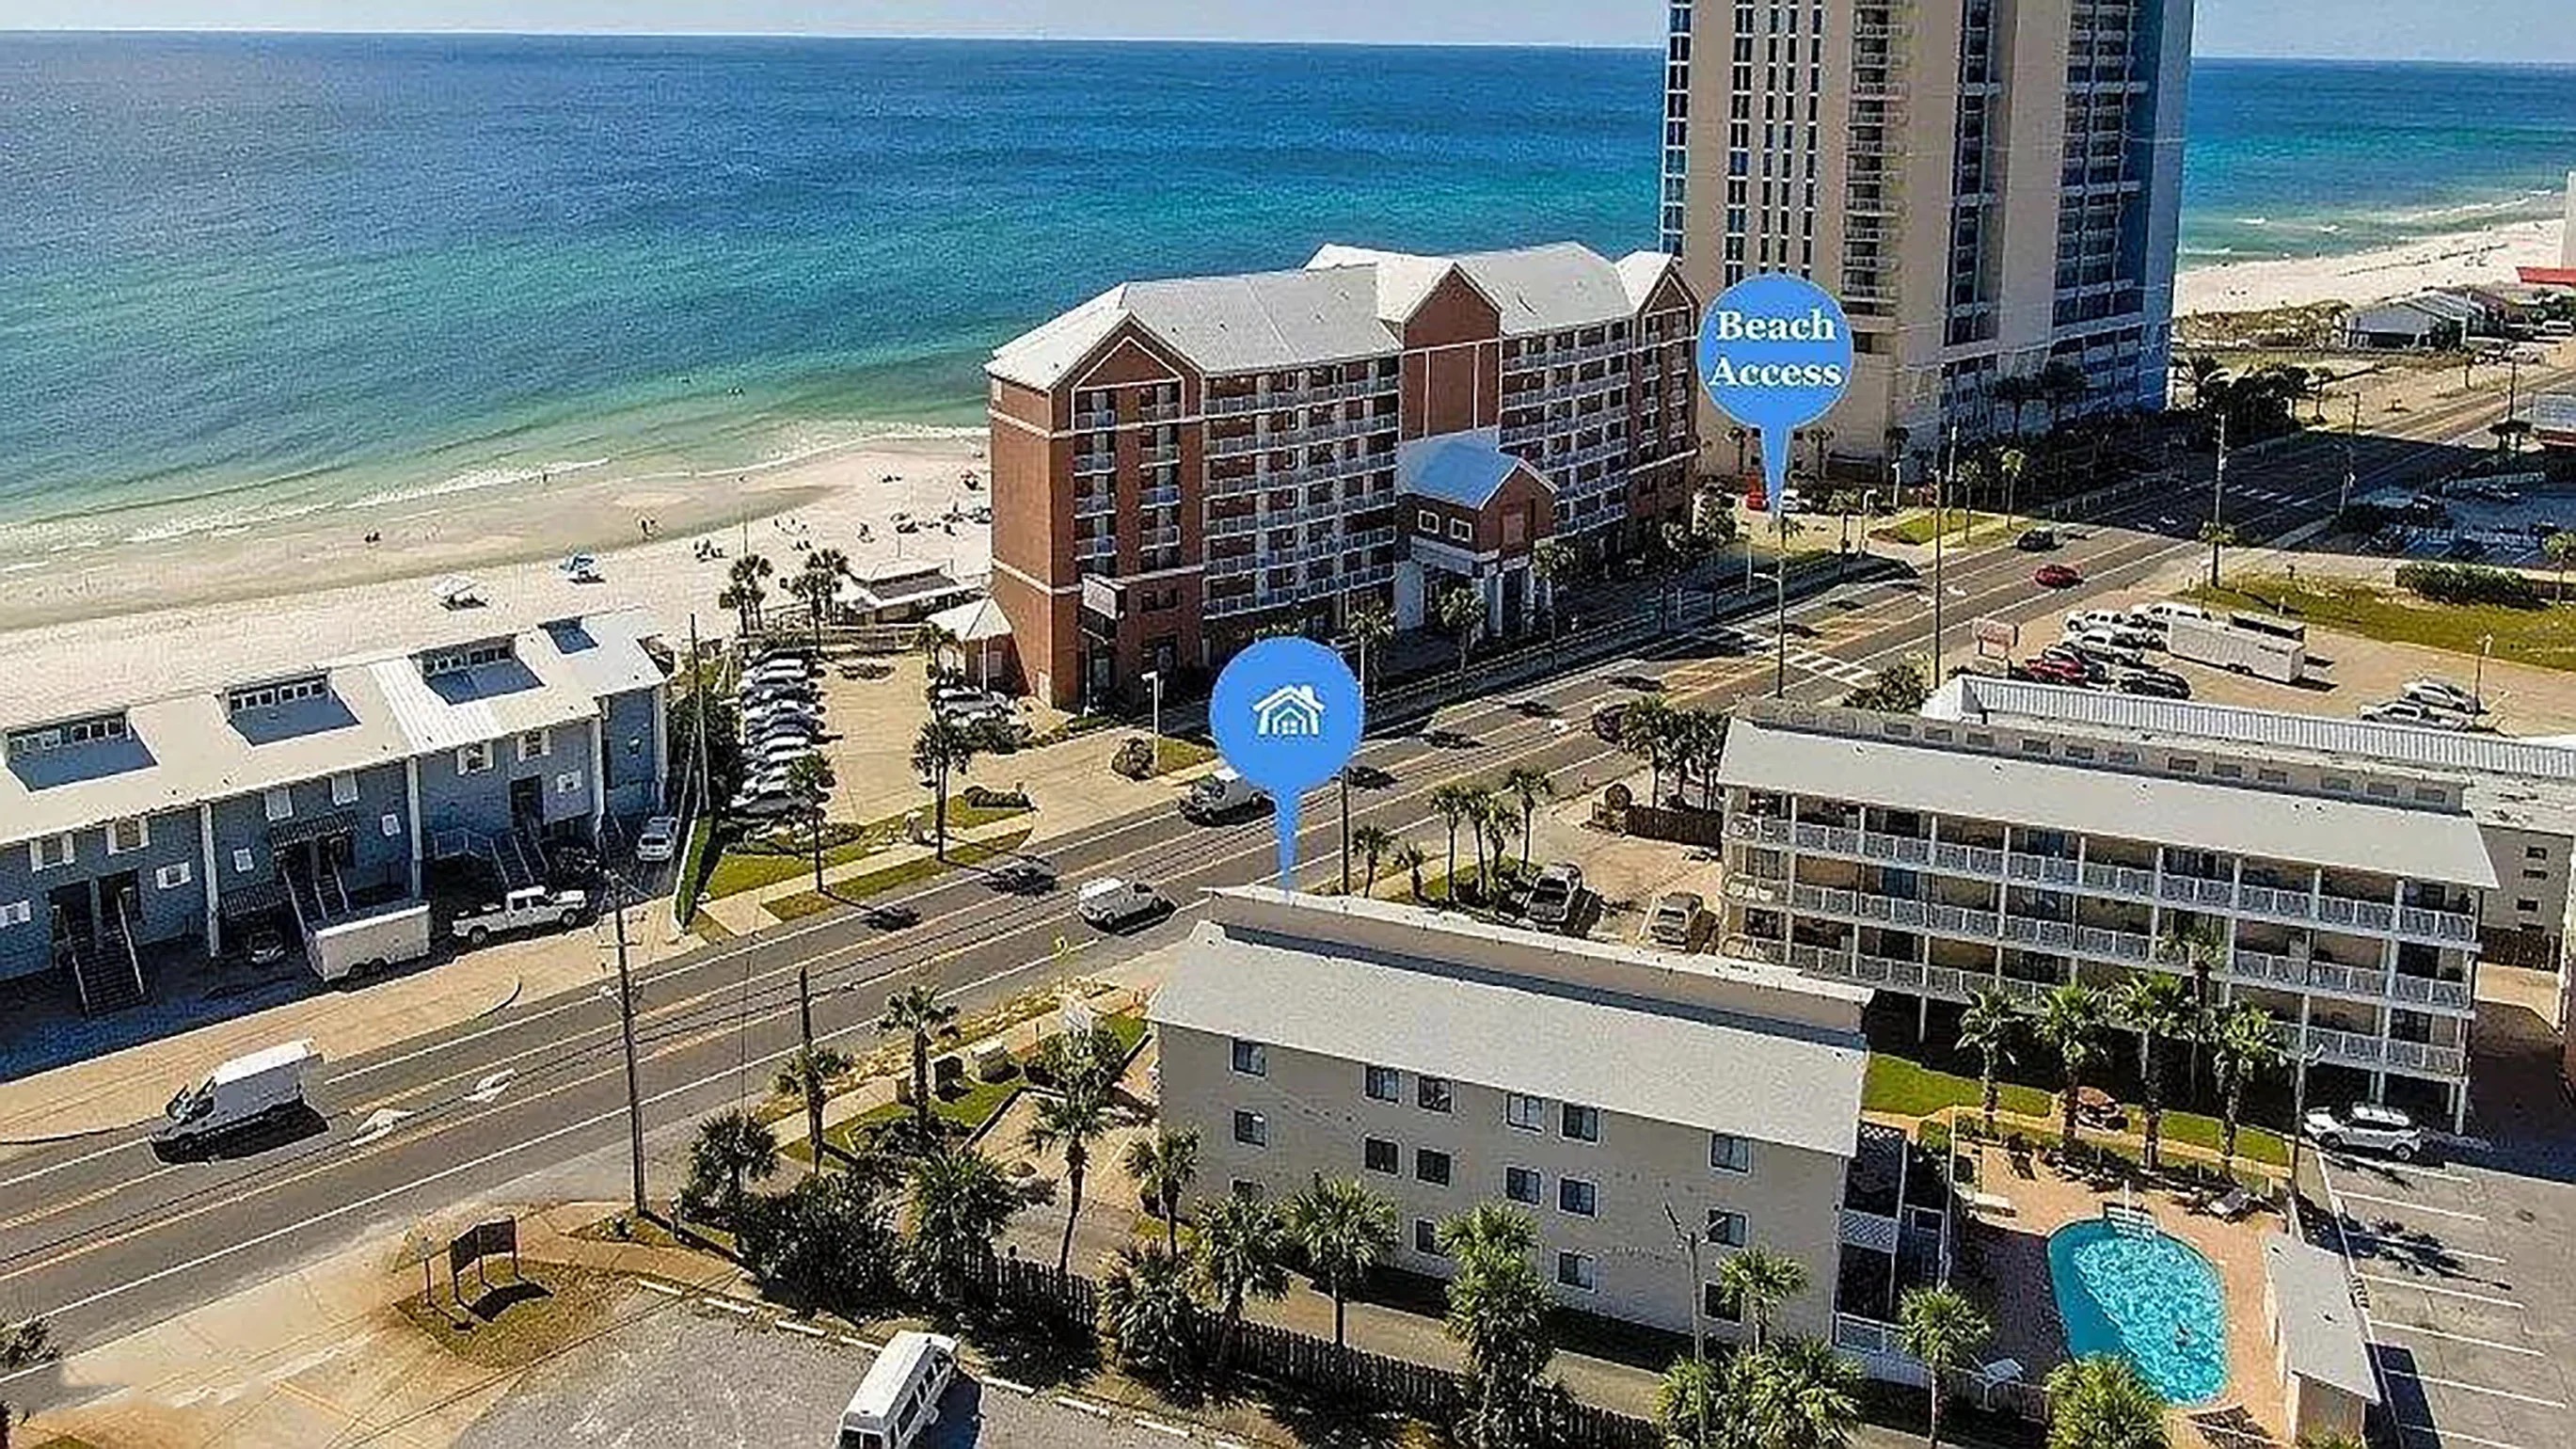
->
[2287, 1044, 2326, 1211]
[1141, 669, 1163, 769]
[611, 875, 645, 1218]
[798, 959, 822, 1175]
[1773, 509, 1789, 699]
[2339, 395, 2360, 520]
[1932, 423, 1956, 680]
[2211, 411, 2231, 589]
[1664, 1202, 1709, 1449]
[2475, 633, 2493, 714]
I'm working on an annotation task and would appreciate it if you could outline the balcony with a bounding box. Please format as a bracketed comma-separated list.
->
[1139, 485, 1183, 510]
[1138, 402, 1185, 424]
[1206, 514, 1261, 540]
[2314, 893, 2394, 932]
[1139, 444, 1182, 469]
[1725, 877, 1789, 908]
[2006, 853, 2080, 887]
[1140, 526, 1182, 551]
[1073, 452, 1117, 478]
[2158, 874, 2236, 910]
[1506, 337, 1629, 373]
[1207, 431, 1275, 459]
[2386, 972, 2473, 1012]
[1205, 551, 1261, 579]
[1073, 490, 1117, 519]
[1344, 527, 1398, 552]
[1296, 414, 1395, 444]
[1837, 1208, 1900, 1254]
[1076, 534, 1118, 561]
[2398, 905, 2480, 946]
[2236, 883, 2315, 925]
[1794, 821, 1860, 855]
[2078, 861, 2157, 900]
[1859, 832, 1932, 868]
[1731, 817, 1792, 847]
[2000, 916, 2075, 951]
[2075, 925, 2154, 963]
[1343, 563, 1396, 590]
[1933, 841, 2004, 877]
[1073, 408, 1118, 431]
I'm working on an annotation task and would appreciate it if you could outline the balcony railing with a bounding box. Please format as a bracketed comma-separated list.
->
[1073, 408, 1118, 430]
[1076, 534, 1118, 560]
[1933, 841, 2004, 877]
[2386, 972, 2473, 1012]
[2006, 853, 2080, 887]
[1073, 452, 1117, 477]
[2079, 861, 2157, 899]
[1838, 1208, 1901, 1254]
[1140, 526, 1182, 550]
[1138, 402, 1184, 423]
[2001, 916, 2075, 950]
[2398, 905, 2480, 946]
[2236, 883, 2314, 924]
[1139, 485, 1183, 510]
[1074, 490, 1117, 519]
[1139, 445, 1181, 468]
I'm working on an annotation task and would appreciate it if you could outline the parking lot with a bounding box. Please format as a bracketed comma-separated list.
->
[2308, 990, 2576, 1449]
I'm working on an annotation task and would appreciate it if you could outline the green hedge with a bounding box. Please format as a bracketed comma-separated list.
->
[2394, 561, 2542, 609]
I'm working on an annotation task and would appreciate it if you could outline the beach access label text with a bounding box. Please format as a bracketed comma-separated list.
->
[1695, 274, 1856, 507]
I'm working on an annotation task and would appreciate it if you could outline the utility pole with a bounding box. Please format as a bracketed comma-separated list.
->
[2210, 412, 2231, 589]
[1339, 770, 1353, 896]
[797, 959, 823, 1175]
[1664, 1203, 1709, 1449]
[2339, 395, 2360, 520]
[1773, 506, 1789, 699]
[688, 613, 711, 821]
[612, 876, 645, 1218]
[1932, 423, 1956, 680]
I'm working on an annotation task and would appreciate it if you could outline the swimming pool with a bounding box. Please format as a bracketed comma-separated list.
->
[2046, 1218, 2230, 1405]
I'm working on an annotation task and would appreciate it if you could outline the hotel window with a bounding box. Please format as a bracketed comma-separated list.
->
[1558, 1178, 1598, 1218]
[1561, 1103, 1600, 1142]
[1415, 1148, 1453, 1186]
[263, 787, 294, 822]
[1555, 1251, 1598, 1292]
[555, 771, 583, 796]
[331, 772, 359, 806]
[2520, 899, 2541, 915]
[457, 741, 493, 775]
[2259, 769, 2289, 786]
[1418, 509, 1441, 533]
[0, 901, 28, 929]
[1704, 1281, 1742, 1324]
[1414, 1219, 1442, 1256]
[1707, 1210, 1747, 1248]
[1504, 1167, 1543, 1204]
[2529, 846, 2551, 861]
[30, 836, 72, 872]
[2322, 775, 2353, 793]
[232, 848, 256, 875]
[1232, 1110, 1266, 1147]
[1710, 1133, 1753, 1174]
[382, 813, 404, 838]
[107, 817, 149, 854]
[1364, 1064, 1401, 1102]
[519, 729, 550, 762]
[1504, 1092, 1546, 1132]
[1364, 1138, 1398, 1174]
[1418, 1075, 1454, 1113]
[2526, 868, 2548, 882]
[155, 862, 191, 890]
[1232, 1039, 1267, 1076]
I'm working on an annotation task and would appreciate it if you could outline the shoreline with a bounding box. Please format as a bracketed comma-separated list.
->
[2176, 215, 2566, 316]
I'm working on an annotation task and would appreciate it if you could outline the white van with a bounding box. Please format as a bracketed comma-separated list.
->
[153, 1041, 318, 1151]
[1181, 767, 1267, 823]
[838, 1330, 958, 1449]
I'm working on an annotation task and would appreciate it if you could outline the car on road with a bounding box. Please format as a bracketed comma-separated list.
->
[1525, 863, 1583, 931]
[2443, 534, 2489, 562]
[2361, 699, 2459, 728]
[2304, 1102, 2426, 1161]
[1590, 702, 1630, 742]
[987, 859, 1057, 895]
[2016, 528, 2059, 551]
[2033, 564, 2082, 589]
[2403, 678, 2482, 714]
[453, 885, 590, 947]
[1182, 767, 1269, 823]
[634, 816, 681, 863]
[1645, 891, 1708, 950]
[2115, 668, 2191, 699]
[1076, 878, 1167, 930]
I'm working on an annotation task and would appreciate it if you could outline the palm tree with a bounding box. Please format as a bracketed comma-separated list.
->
[1714, 1245, 1808, 1351]
[2044, 1355, 2169, 1449]
[2157, 918, 2226, 1091]
[2041, 982, 2107, 1155]
[1996, 446, 2030, 528]
[774, 1042, 851, 1177]
[1345, 600, 1395, 699]
[1897, 1284, 1992, 1449]
[1529, 537, 1576, 625]
[909, 717, 980, 862]
[1439, 1204, 1552, 1449]
[1620, 693, 1678, 804]
[723, 552, 774, 636]
[878, 984, 958, 1145]
[916, 620, 962, 683]
[1956, 989, 2025, 1138]
[1439, 585, 1484, 683]
[1992, 374, 2037, 439]
[1656, 1355, 1724, 1449]
[2212, 1002, 2286, 1179]
[2547, 531, 2576, 602]
[2112, 973, 2194, 1173]
[1476, 788, 1520, 895]
[1024, 1060, 1117, 1272]
[2200, 519, 2237, 588]
[902, 1148, 1023, 1308]
[1121, 1126, 1200, 1254]
[1350, 823, 1395, 896]
[685, 1109, 779, 1223]
[787, 560, 837, 645]
[1951, 456, 1987, 543]
[0, 1317, 54, 1449]
[1285, 1176, 1399, 1352]
[1736, 1336, 1864, 1449]
[1393, 841, 1428, 901]
[1196, 1190, 1291, 1372]
[2039, 360, 2090, 434]
[1432, 782, 1480, 903]
[1097, 1241, 1198, 1379]
[783, 752, 837, 896]
[2308, 367, 2338, 423]
[1501, 767, 1554, 874]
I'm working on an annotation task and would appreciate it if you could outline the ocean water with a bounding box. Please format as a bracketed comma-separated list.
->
[2, 36, 2571, 535]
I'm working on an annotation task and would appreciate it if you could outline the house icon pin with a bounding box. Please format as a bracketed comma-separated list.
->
[1251, 683, 1327, 739]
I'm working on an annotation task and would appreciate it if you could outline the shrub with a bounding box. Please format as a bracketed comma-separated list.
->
[2394, 561, 2541, 608]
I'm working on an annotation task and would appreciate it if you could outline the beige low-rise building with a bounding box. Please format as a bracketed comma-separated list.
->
[1152, 888, 1898, 1345]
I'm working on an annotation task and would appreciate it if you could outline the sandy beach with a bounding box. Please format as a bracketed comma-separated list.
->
[0, 432, 990, 722]
[2176, 215, 2567, 315]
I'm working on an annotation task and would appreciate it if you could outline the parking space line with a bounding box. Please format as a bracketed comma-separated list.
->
[1134, 1417, 1194, 1439]
[2360, 1273, 2521, 1309]
[2381, 1368, 2568, 1410]
[2370, 1320, 2545, 1357]
[1054, 1395, 1114, 1418]
[2402, 1424, 2529, 1449]
[983, 1376, 1035, 1396]
[2340, 1189, 2484, 1221]
[2349, 1232, 2510, 1266]
[774, 1319, 827, 1339]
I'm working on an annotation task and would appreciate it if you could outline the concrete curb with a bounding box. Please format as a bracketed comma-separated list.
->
[470, 976, 527, 1023]
[0, 1120, 133, 1148]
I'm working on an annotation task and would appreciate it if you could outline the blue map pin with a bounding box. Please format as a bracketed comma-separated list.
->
[1697, 274, 1855, 510]
[1209, 636, 1364, 889]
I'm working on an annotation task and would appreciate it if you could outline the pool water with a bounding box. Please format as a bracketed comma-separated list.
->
[2046, 1218, 2230, 1404]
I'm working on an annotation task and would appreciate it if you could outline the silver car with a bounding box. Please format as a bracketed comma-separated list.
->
[2304, 1103, 2426, 1161]
[1646, 892, 1707, 950]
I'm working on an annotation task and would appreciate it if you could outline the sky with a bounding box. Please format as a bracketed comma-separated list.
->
[0, 0, 2568, 64]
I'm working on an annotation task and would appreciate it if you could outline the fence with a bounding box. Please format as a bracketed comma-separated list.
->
[964, 1255, 1661, 1449]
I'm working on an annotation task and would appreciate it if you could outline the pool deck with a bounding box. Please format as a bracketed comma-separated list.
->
[1950, 1139, 2292, 1446]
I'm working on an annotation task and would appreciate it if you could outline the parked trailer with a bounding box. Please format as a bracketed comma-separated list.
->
[308, 902, 433, 983]
[2168, 615, 2304, 683]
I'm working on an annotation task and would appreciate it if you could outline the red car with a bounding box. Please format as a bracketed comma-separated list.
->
[2033, 564, 2083, 588]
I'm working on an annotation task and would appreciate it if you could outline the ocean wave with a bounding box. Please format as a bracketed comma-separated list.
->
[120, 499, 333, 546]
[341, 456, 612, 510]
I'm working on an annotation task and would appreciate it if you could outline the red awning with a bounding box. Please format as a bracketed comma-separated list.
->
[2516, 266, 2576, 287]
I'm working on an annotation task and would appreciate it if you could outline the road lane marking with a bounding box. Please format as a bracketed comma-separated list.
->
[1134, 1418, 1193, 1438]
[2379, 1368, 2567, 1410]
[2370, 1320, 2542, 1357]
[775, 1319, 827, 1338]
[2359, 1273, 2521, 1310]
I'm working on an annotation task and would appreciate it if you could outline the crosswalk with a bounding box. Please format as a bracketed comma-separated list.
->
[2231, 486, 2299, 506]
[1707, 626, 1878, 688]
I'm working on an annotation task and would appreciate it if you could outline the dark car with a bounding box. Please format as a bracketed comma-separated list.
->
[2117, 669, 2191, 699]
[2442, 535, 2489, 561]
[987, 860, 1057, 895]
[2033, 564, 2083, 589]
[2015, 528, 2059, 552]
[1591, 702, 1630, 742]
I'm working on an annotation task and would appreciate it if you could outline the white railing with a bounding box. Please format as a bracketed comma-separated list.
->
[1139, 445, 1181, 468]
[1930, 902, 1997, 938]
[1074, 491, 1116, 519]
[2237, 883, 2314, 923]
[2304, 1024, 2385, 1069]
[1073, 452, 1116, 477]
[2383, 1038, 2468, 1078]
[1140, 526, 1182, 550]
[2001, 916, 2075, 950]
[2007, 853, 2080, 886]
[1207, 430, 1274, 459]
[2386, 973, 2473, 1012]
[1860, 832, 1932, 867]
[1795, 822, 1862, 854]
[1733, 817, 1792, 845]
[1837, 1210, 1900, 1254]
[1073, 408, 1117, 430]
[2076, 925, 2153, 963]
[2307, 961, 2391, 1000]
[1726, 878, 1788, 907]
[2399, 905, 2480, 946]
[1139, 486, 1183, 510]
[1138, 402, 1184, 423]
[1934, 841, 2004, 876]
[1076, 534, 1117, 560]
[1343, 564, 1397, 590]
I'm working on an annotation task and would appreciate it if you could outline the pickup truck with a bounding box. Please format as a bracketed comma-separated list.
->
[452, 886, 590, 947]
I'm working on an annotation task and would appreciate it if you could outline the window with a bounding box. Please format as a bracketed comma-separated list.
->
[262, 787, 293, 822]
[1364, 1138, 1398, 1174]
[0, 901, 28, 928]
[555, 770, 583, 796]
[1414, 1219, 1442, 1255]
[2529, 845, 2552, 862]
[2525, 868, 2548, 883]
[2259, 769, 2289, 786]
[1364, 1064, 1401, 1101]
[1505, 1167, 1543, 1204]
[1418, 509, 1441, 533]
[1709, 1133, 1752, 1173]
[1704, 1281, 1742, 1323]
[518, 729, 551, 762]
[457, 741, 493, 774]
[421, 640, 513, 678]
[2322, 774, 2354, 793]
[155, 862, 192, 890]
[2213, 763, 2243, 780]
[1415, 1148, 1453, 1186]
[107, 817, 148, 854]
[2519, 898, 2541, 914]
[30, 836, 72, 872]
[1706, 1210, 1747, 1248]
[225, 676, 326, 715]
[1232, 1110, 1266, 1147]
[331, 772, 359, 806]
[382, 812, 404, 838]
[1504, 1092, 1546, 1131]
[231, 847, 256, 875]
[1558, 1177, 1598, 1218]
[1418, 1075, 1454, 1113]
[1561, 1103, 1600, 1142]
[2109, 749, 2139, 766]
[1232, 1039, 1267, 1076]
[1448, 518, 1472, 543]
[1556, 1251, 1598, 1292]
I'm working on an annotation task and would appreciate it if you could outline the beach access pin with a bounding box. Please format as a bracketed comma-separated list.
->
[1209, 636, 1365, 890]
[1696, 274, 1855, 510]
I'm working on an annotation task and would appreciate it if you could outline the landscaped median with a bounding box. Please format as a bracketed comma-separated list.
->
[703, 792, 1035, 902]
[766, 827, 1033, 922]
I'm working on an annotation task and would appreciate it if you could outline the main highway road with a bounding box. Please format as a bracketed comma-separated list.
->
[0, 377, 2553, 1392]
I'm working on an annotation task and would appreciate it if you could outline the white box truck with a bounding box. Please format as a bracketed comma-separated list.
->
[309, 902, 434, 983]
[2168, 615, 2305, 683]
[1180, 767, 1267, 823]
[153, 1040, 319, 1151]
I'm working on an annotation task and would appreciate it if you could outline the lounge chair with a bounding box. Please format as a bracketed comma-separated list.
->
[2205, 1185, 2257, 1220]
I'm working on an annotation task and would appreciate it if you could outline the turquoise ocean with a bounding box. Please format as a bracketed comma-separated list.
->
[2, 36, 2572, 536]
